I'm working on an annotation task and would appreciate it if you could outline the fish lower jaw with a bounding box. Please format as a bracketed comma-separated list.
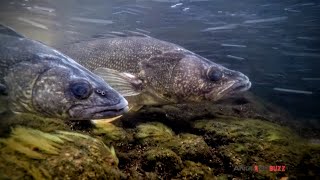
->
[68, 102, 129, 120]
[227, 80, 252, 94]
[92, 105, 129, 119]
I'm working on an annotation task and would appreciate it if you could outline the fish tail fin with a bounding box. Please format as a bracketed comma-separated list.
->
[0, 24, 25, 38]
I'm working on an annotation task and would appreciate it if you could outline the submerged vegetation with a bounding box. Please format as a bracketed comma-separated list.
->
[0, 94, 319, 179]
[0, 126, 123, 179]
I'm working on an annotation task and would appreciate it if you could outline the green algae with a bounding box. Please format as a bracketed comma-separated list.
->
[168, 133, 213, 163]
[3, 155, 51, 180]
[177, 161, 216, 180]
[0, 103, 319, 179]
[142, 148, 183, 177]
[135, 122, 175, 143]
[193, 117, 313, 178]
[3, 113, 70, 134]
[93, 121, 127, 141]
[134, 122, 212, 164]
[0, 126, 64, 159]
[0, 126, 124, 179]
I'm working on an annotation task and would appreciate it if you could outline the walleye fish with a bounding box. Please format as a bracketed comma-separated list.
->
[60, 32, 251, 111]
[0, 25, 129, 120]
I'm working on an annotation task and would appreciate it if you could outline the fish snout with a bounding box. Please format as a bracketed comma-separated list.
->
[68, 86, 129, 120]
[94, 86, 129, 107]
[227, 70, 251, 92]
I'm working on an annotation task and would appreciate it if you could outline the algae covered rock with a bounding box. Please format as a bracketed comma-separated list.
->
[142, 148, 183, 178]
[167, 133, 213, 164]
[134, 122, 215, 165]
[294, 144, 320, 177]
[135, 122, 175, 144]
[193, 117, 316, 179]
[1, 113, 70, 136]
[177, 161, 216, 180]
[0, 126, 125, 180]
[92, 121, 127, 142]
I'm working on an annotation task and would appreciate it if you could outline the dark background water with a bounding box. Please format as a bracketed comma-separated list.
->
[0, 0, 319, 125]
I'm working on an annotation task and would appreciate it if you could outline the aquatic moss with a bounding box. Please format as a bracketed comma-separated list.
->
[0, 126, 64, 159]
[0, 126, 124, 179]
[193, 117, 309, 178]
[133, 122, 216, 167]
[3, 155, 51, 180]
[294, 144, 320, 177]
[177, 161, 216, 180]
[167, 133, 213, 164]
[93, 121, 127, 141]
[142, 148, 183, 177]
[4, 113, 70, 133]
[135, 122, 175, 143]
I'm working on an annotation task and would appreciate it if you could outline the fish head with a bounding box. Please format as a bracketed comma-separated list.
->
[171, 54, 251, 102]
[32, 55, 129, 120]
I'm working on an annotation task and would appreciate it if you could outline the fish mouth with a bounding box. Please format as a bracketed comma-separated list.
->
[205, 75, 251, 101]
[223, 72, 251, 95]
[68, 99, 129, 120]
[227, 79, 252, 94]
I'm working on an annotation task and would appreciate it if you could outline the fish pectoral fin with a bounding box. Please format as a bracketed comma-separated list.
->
[0, 84, 8, 95]
[0, 24, 25, 38]
[91, 115, 123, 124]
[93, 68, 143, 97]
[129, 104, 144, 112]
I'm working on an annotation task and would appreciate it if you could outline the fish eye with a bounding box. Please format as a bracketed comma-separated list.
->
[207, 67, 223, 82]
[70, 80, 92, 99]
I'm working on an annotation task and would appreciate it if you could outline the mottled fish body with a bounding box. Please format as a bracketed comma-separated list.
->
[61, 34, 251, 110]
[0, 25, 128, 120]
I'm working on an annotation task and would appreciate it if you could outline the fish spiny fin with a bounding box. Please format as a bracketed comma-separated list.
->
[93, 68, 143, 97]
[90, 30, 150, 41]
[0, 24, 25, 38]
[103, 30, 150, 38]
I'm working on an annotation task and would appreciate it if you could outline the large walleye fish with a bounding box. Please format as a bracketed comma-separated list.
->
[61, 32, 251, 112]
[0, 25, 129, 120]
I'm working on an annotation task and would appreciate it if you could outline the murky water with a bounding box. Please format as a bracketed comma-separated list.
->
[0, 0, 319, 124]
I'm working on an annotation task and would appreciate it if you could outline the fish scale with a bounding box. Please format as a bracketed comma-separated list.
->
[60, 35, 251, 109]
[0, 25, 128, 120]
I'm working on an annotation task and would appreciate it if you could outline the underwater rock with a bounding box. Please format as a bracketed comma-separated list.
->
[294, 144, 320, 177]
[0, 126, 125, 179]
[142, 148, 183, 178]
[131, 122, 224, 173]
[92, 121, 127, 143]
[1, 99, 318, 179]
[135, 122, 175, 144]
[177, 161, 216, 180]
[167, 133, 213, 164]
[193, 117, 320, 179]
[119, 92, 294, 133]
[1, 113, 70, 134]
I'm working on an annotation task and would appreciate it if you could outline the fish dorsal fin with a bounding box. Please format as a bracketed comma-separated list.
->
[108, 30, 150, 37]
[93, 68, 143, 97]
[94, 30, 150, 39]
[0, 24, 25, 38]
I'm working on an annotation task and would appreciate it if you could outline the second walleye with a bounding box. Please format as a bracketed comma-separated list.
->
[60, 33, 251, 111]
